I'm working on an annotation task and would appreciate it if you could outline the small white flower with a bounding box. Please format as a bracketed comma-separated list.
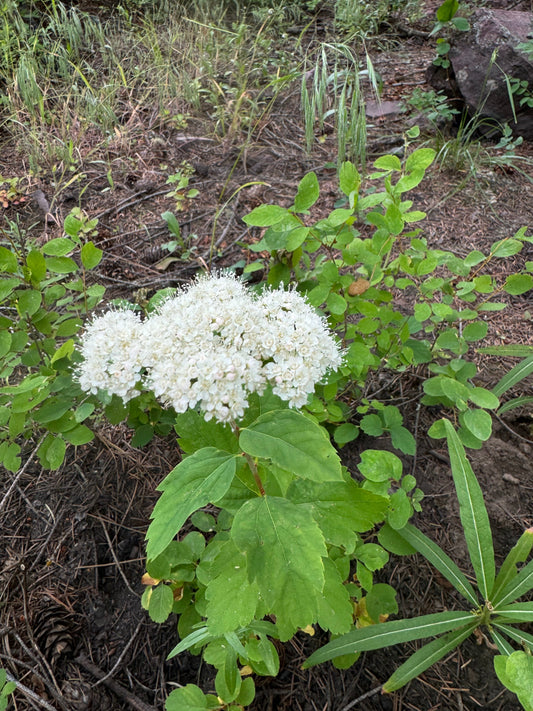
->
[78, 309, 144, 401]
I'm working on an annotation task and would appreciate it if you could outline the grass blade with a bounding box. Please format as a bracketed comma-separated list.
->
[443, 420, 495, 600]
[397, 523, 479, 606]
[303, 611, 474, 667]
[491, 527, 533, 603]
[382, 621, 478, 692]
[491, 355, 533, 397]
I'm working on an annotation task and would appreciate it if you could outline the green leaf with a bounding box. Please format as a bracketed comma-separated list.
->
[436, 0, 459, 22]
[374, 155, 402, 171]
[360, 414, 384, 436]
[382, 621, 478, 692]
[468, 388, 499, 410]
[17, 289, 41, 316]
[358, 449, 402, 483]
[498, 396, 533, 414]
[443, 420, 495, 600]
[492, 238, 523, 258]
[491, 528, 533, 604]
[242, 204, 288, 227]
[26, 250, 46, 283]
[294, 172, 319, 212]
[147, 584, 174, 623]
[165, 684, 213, 711]
[44, 436, 66, 470]
[317, 558, 354, 634]
[493, 623, 533, 654]
[146, 448, 238, 559]
[378, 523, 417, 556]
[45, 256, 78, 274]
[239, 410, 342, 482]
[390, 426, 416, 455]
[81, 241, 103, 270]
[63, 424, 93, 445]
[387, 489, 412, 530]
[462, 408, 492, 441]
[366, 583, 398, 622]
[492, 602, 533, 623]
[339, 161, 361, 198]
[503, 651, 533, 710]
[303, 610, 475, 667]
[215, 648, 241, 703]
[493, 557, 533, 608]
[405, 148, 436, 172]
[205, 542, 259, 635]
[232, 495, 326, 641]
[167, 627, 213, 659]
[287, 479, 388, 549]
[0, 246, 18, 272]
[492, 355, 533, 397]
[41, 237, 76, 256]
[463, 321, 488, 342]
[235, 677, 255, 707]
[503, 274, 533, 295]
[396, 523, 479, 605]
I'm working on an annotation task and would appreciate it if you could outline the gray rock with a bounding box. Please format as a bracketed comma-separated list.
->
[436, 10, 533, 139]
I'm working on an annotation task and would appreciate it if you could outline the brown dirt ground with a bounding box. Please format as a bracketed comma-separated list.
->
[1, 1, 532, 710]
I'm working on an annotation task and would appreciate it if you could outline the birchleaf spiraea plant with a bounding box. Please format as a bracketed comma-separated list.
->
[77, 274, 421, 710]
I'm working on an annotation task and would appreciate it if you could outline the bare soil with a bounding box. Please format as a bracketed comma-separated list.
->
[1, 2, 532, 710]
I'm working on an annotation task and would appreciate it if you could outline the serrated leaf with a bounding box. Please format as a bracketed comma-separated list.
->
[205, 542, 259, 635]
[239, 410, 342, 482]
[303, 610, 475, 667]
[294, 172, 319, 212]
[148, 584, 174, 623]
[287, 479, 388, 548]
[232, 496, 326, 641]
[317, 558, 354, 634]
[146, 448, 238, 559]
[443, 420, 495, 600]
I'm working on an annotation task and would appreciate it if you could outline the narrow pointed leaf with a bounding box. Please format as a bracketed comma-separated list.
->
[396, 523, 478, 606]
[382, 620, 478, 692]
[493, 558, 533, 607]
[492, 355, 533, 397]
[443, 420, 495, 599]
[493, 623, 533, 653]
[490, 628, 515, 655]
[168, 627, 213, 659]
[492, 602, 533, 623]
[239, 410, 342, 482]
[491, 528, 533, 603]
[146, 448, 238, 559]
[303, 611, 474, 667]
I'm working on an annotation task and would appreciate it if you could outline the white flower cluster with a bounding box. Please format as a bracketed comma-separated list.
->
[78, 274, 342, 423]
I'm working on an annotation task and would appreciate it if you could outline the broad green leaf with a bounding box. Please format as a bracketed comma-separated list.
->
[492, 355, 533, 397]
[148, 584, 174, 623]
[175, 410, 239, 454]
[294, 172, 319, 212]
[0, 246, 18, 272]
[339, 161, 361, 198]
[287, 479, 388, 549]
[63, 424, 93, 445]
[232, 495, 326, 641]
[45, 256, 78, 274]
[462, 408, 492, 441]
[491, 528, 533, 603]
[81, 241, 103, 270]
[26, 250, 46, 283]
[504, 274, 533, 295]
[396, 523, 478, 606]
[491, 238, 523, 258]
[436, 0, 459, 22]
[463, 321, 488, 342]
[242, 204, 288, 227]
[41, 237, 76, 256]
[366, 583, 398, 622]
[387, 489, 412, 530]
[317, 558, 353, 635]
[215, 648, 241, 703]
[377, 523, 417, 556]
[356, 543, 388, 571]
[239, 410, 342, 482]
[468, 387, 499, 410]
[444, 420, 495, 600]
[492, 557, 533, 608]
[146, 448, 238, 559]
[235, 677, 255, 707]
[165, 684, 214, 711]
[303, 610, 475, 667]
[503, 651, 533, 711]
[358, 449, 402, 483]
[405, 147, 436, 172]
[205, 542, 259, 635]
[382, 621, 478, 692]
[390, 426, 416, 455]
[374, 155, 402, 171]
[16, 289, 41, 316]
[44, 436, 66, 470]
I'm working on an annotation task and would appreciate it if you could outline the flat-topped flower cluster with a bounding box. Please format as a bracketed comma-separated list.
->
[78, 274, 342, 423]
